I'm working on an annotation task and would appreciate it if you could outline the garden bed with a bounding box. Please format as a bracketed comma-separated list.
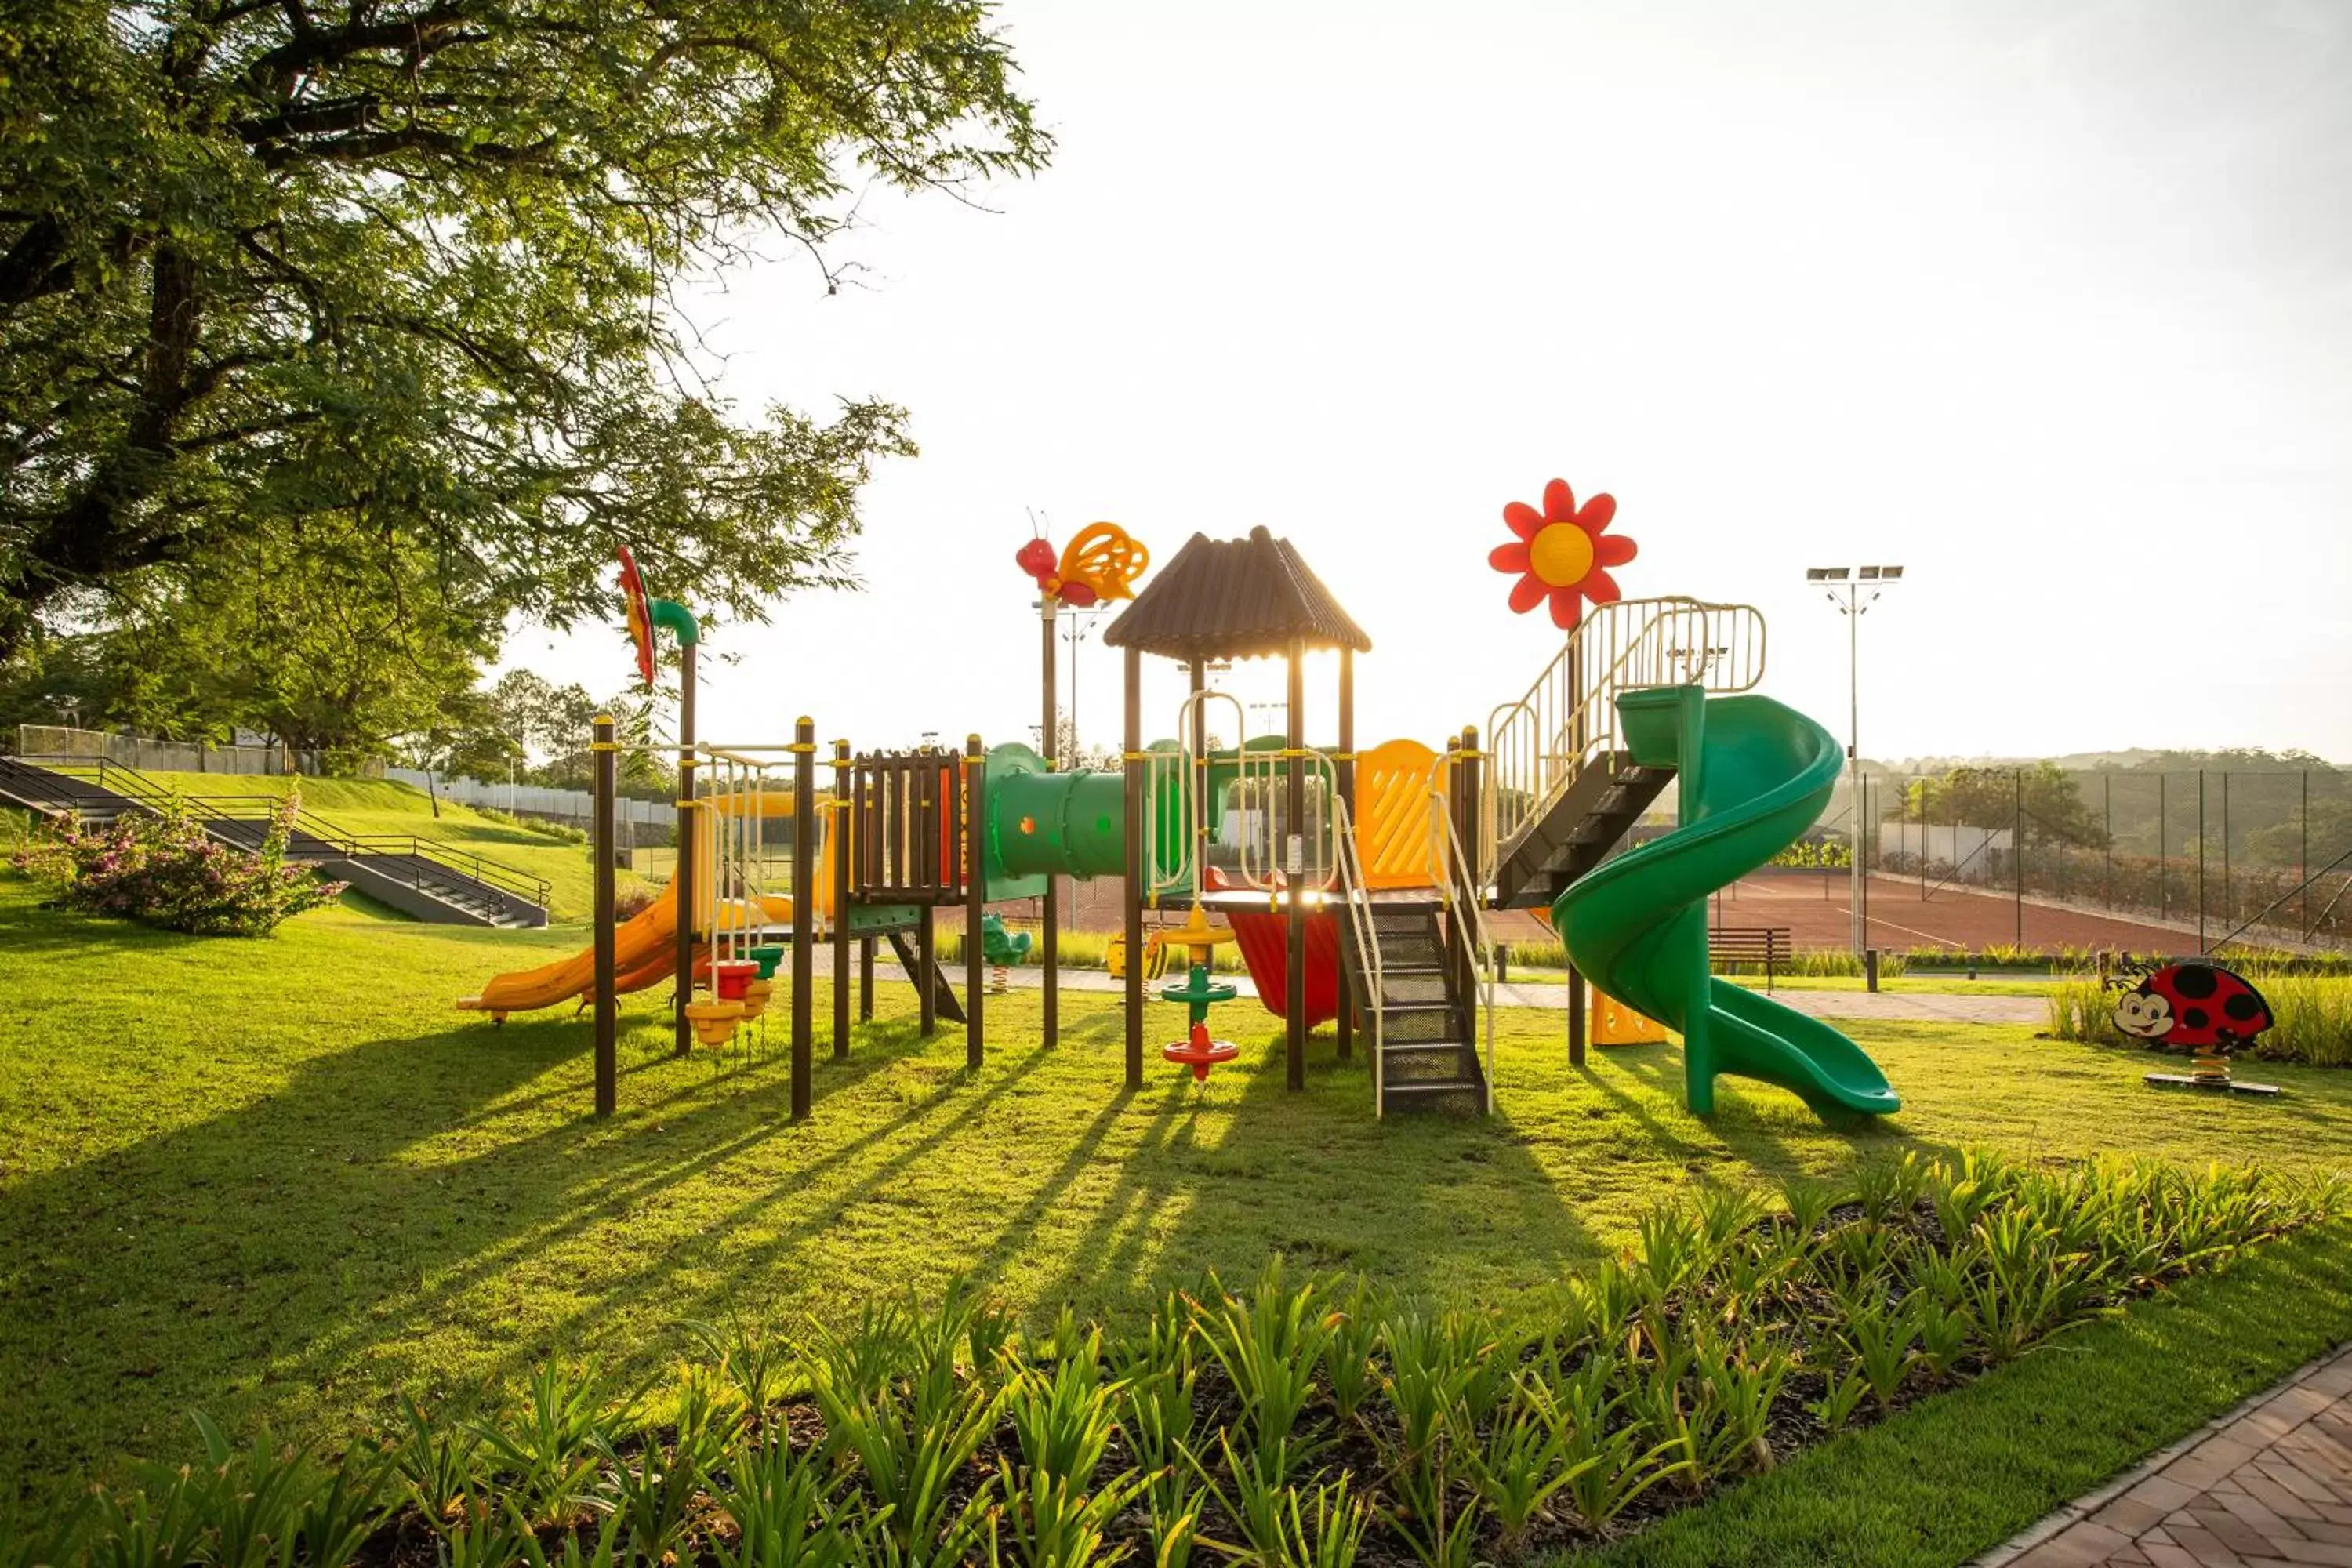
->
[14, 1153, 2341, 1566]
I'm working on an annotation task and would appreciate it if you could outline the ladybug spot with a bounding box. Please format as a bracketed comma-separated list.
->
[2182, 1007, 2209, 1030]
[2224, 993, 2261, 1022]
[2172, 966, 2220, 1000]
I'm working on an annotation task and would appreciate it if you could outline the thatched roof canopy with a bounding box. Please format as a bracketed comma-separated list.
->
[1102, 527, 1371, 664]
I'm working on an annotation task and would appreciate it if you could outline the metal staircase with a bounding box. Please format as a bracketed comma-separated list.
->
[0, 754, 550, 927]
[1331, 774, 1495, 1116]
[1480, 598, 1766, 905]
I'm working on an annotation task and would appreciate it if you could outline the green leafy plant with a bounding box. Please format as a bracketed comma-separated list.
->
[1466, 1375, 1599, 1551]
[1806, 1365, 1869, 1432]
[710, 1429, 876, 1568]
[468, 1359, 629, 1524]
[1321, 1279, 1381, 1425]
[1836, 1297, 1916, 1413]
[1189, 1260, 1333, 1469]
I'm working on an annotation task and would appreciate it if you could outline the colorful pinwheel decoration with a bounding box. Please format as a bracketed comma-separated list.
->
[616, 545, 656, 688]
[1488, 478, 1638, 630]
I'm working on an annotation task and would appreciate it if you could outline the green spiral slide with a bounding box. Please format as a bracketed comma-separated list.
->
[1550, 685, 1900, 1120]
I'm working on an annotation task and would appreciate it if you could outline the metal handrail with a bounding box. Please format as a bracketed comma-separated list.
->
[20, 756, 552, 911]
[1428, 791, 1498, 1116]
[1329, 794, 1385, 1112]
[1480, 598, 1766, 885]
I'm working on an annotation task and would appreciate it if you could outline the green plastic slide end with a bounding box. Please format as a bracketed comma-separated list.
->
[649, 597, 700, 647]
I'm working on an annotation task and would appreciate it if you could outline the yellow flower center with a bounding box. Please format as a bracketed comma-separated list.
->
[1528, 523, 1594, 587]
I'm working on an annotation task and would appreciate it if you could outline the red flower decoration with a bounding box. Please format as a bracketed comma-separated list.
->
[1487, 478, 1638, 630]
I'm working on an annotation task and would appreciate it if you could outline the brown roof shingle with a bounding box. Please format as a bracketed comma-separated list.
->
[1102, 527, 1372, 663]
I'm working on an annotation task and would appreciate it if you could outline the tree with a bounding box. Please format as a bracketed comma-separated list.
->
[1, 1, 1047, 656]
[1902, 762, 2107, 849]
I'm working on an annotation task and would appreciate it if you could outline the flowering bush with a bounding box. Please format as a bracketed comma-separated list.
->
[10, 792, 344, 936]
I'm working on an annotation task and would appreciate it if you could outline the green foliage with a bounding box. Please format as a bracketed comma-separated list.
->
[1902, 762, 2107, 850]
[9, 791, 340, 934]
[2, 0, 1047, 668]
[14, 1152, 2347, 1565]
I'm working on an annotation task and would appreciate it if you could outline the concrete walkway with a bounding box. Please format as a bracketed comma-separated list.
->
[1976, 1345, 2352, 1566]
[900, 962, 2047, 1025]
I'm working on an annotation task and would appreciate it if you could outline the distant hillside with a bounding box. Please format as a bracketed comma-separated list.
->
[1873, 748, 2340, 775]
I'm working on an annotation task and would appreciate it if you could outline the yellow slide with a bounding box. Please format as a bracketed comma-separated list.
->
[458, 883, 681, 1020]
[459, 786, 824, 1022]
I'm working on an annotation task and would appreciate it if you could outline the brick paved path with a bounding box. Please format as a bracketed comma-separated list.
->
[1980, 1345, 2352, 1566]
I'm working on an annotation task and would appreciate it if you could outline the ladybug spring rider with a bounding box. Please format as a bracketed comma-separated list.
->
[2111, 960, 2281, 1096]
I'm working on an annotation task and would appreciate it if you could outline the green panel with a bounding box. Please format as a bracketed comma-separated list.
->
[844, 902, 923, 935]
[984, 742, 1128, 895]
[1549, 689, 1900, 1122]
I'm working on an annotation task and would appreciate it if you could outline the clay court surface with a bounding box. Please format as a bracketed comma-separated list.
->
[1044, 872, 2194, 953]
[1704, 872, 2192, 953]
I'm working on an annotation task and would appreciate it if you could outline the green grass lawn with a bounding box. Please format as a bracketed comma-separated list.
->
[120, 771, 627, 918]
[6, 875, 2352, 1546]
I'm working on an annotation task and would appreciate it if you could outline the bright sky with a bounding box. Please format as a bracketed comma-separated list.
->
[506, 0, 2352, 764]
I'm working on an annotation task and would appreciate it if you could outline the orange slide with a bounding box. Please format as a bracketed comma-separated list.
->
[458, 883, 684, 1020]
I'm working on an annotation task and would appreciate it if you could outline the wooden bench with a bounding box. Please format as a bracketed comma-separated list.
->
[1709, 926, 1791, 992]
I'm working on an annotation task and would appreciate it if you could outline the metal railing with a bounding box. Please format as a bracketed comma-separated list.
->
[14, 755, 552, 913]
[1480, 597, 1766, 885]
[1428, 789, 1497, 1116]
[1330, 794, 1386, 1106]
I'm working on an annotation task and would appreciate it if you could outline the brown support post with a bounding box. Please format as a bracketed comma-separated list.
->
[832, 739, 852, 1060]
[592, 715, 617, 1118]
[1188, 656, 1207, 910]
[859, 934, 875, 1021]
[1123, 646, 1144, 1091]
[791, 716, 815, 1121]
[965, 733, 985, 1070]
[1286, 637, 1306, 1091]
[1454, 727, 1485, 1053]
[1562, 729, 1584, 1065]
[2197, 768, 2207, 954]
[917, 911, 937, 1037]
[918, 752, 938, 1039]
[673, 641, 698, 1057]
[1335, 647, 1354, 1062]
[1041, 600, 1059, 1048]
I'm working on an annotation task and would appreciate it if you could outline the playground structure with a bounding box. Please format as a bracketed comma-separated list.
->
[463, 491, 1902, 1126]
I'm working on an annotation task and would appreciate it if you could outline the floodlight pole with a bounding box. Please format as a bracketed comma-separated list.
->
[1808, 568, 1900, 956]
[1847, 581, 1862, 956]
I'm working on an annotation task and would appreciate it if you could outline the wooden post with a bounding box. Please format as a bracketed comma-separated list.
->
[791, 716, 815, 1121]
[832, 739, 852, 1059]
[1286, 637, 1306, 1091]
[1123, 646, 1144, 1091]
[918, 750, 938, 1039]
[1563, 734, 1584, 1065]
[859, 934, 875, 1021]
[965, 733, 985, 1069]
[1335, 647, 1354, 1062]
[2198, 768, 2207, 954]
[1041, 599, 1059, 1047]
[592, 715, 617, 1118]
[673, 640, 698, 1057]
[1188, 656, 1207, 911]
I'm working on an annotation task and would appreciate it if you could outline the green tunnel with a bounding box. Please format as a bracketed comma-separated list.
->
[982, 743, 1134, 898]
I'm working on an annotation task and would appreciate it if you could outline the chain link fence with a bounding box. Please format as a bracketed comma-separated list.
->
[11, 724, 376, 777]
[1818, 767, 2352, 954]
